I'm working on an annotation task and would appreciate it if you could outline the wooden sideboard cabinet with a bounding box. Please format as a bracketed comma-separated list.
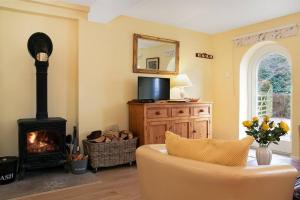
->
[128, 101, 212, 145]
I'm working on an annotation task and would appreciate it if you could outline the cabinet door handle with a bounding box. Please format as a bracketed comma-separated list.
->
[193, 130, 196, 133]
[199, 109, 204, 113]
[155, 111, 161, 115]
[178, 110, 184, 114]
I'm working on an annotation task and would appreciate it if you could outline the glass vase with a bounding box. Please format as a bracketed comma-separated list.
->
[256, 144, 272, 165]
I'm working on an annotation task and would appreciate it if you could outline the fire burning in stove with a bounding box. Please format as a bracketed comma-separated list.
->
[27, 131, 59, 154]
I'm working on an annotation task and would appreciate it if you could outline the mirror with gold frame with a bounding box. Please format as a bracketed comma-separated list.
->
[133, 34, 179, 75]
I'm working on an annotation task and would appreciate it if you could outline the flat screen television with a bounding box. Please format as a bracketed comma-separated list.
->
[138, 76, 170, 101]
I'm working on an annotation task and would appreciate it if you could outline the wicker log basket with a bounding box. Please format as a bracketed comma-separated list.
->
[83, 137, 137, 172]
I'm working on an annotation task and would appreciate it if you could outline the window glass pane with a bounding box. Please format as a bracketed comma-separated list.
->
[256, 54, 291, 140]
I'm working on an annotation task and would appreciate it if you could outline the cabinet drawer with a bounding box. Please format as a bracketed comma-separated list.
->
[171, 107, 190, 117]
[193, 106, 210, 116]
[147, 108, 168, 118]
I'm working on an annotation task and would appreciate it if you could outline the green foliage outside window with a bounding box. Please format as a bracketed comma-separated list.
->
[257, 54, 291, 119]
[258, 54, 291, 94]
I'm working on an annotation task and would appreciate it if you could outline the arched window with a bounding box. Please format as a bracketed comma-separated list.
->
[240, 42, 292, 154]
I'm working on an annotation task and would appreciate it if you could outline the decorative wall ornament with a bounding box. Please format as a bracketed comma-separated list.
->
[195, 52, 213, 59]
[233, 24, 298, 47]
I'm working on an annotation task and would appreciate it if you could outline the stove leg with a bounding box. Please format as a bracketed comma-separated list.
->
[18, 166, 25, 180]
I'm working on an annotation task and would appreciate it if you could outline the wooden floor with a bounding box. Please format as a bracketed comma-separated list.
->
[13, 152, 300, 200]
[14, 166, 141, 200]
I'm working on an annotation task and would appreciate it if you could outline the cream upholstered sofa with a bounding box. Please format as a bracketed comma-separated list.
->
[136, 144, 298, 200]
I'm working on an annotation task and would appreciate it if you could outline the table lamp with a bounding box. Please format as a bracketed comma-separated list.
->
[171, 74, 192, 99]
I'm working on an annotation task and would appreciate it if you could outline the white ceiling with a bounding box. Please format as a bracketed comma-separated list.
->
[65, 0, 300, 34]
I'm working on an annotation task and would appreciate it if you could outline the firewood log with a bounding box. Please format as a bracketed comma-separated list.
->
[72, 154, 87, 161]
[93, 136, 106, 143]
[76, 154, 84, 161]
[119, 130, 133, 140]
[105, 135, 114, 140]
[87, 130, 102, 140]
[105, 137, 112, 143]
[128, 132, 133, 139]
[120, 133, 128, 140]
[119, 130, 129, 135]
[104, 131, 119, 138]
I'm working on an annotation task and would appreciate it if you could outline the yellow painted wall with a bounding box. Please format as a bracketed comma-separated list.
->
[0, 8, 78, 156]
[78, 16, 214, 141]
[212, 12, 300, 157]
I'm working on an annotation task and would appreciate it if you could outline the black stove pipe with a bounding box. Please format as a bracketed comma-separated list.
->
[27, 32, 53, 119]
[35, 61, 48, 119]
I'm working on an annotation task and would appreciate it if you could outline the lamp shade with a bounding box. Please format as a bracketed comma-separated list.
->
[171, 74, 192, 88]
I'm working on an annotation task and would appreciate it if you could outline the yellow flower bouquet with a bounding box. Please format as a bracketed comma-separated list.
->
[242, 116, 289, 146]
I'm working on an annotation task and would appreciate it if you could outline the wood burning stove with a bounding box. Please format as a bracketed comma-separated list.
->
[18, 33, 67, 177]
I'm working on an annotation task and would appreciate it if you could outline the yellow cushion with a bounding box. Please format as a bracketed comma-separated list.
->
[165, 131, 254, 166]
